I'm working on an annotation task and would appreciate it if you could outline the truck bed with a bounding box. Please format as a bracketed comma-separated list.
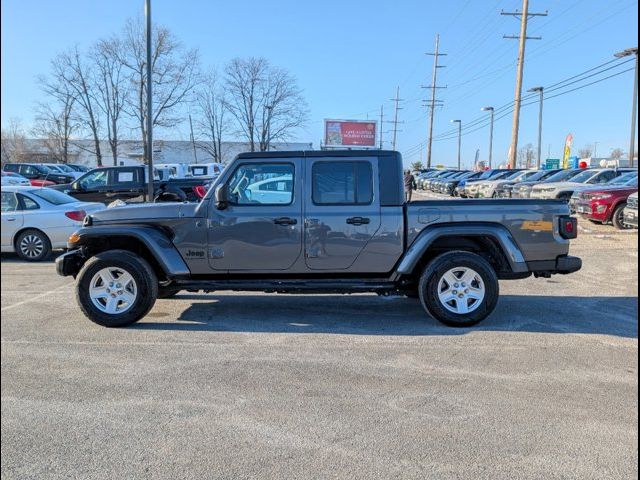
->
[406, 199, 571, 263]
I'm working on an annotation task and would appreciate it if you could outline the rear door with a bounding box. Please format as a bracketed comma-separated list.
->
[304, 158, 381, 270]
[107, 167, 145, 203]
[207, 159, 303, 271]
[1, 192, 23, 248]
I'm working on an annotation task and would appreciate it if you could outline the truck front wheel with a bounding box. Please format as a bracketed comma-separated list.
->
[418, 251, 499, 327]
[75, 250, 158, 327]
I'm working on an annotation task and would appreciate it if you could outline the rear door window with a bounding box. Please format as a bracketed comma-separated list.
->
[1, 192, 18, 212]
[312, 161, 373, 205]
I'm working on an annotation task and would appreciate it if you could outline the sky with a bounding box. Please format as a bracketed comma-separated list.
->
[1, 0, 638, 168]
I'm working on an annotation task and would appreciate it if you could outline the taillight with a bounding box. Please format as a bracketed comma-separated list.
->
[193, 185, 207, 199]
[559, 216, 577, 239]
[65, 210, 86, 222]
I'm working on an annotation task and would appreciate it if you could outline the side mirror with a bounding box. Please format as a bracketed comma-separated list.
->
[214, 184, 229, 210]
[71, 182, 81, 191]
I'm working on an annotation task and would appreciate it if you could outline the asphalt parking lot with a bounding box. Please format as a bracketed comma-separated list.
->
[1, 216, 638, 479]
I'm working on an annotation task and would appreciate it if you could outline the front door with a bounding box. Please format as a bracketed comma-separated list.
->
[207, 160, 303, 271]
[70, 168, 111, 203]
[304, 159, 381, 270]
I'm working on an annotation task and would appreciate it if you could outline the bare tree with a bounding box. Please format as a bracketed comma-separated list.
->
[225, 57, 308, 152]
[610, 148, 625, 160]
[517, 143, 535, 168]
[94, 36, 130, 165]
[48, 48, 103, 166]
[32, 100, 78, 163]
[118, 18, 200, 162]
[578, 146, 593, 158]
[1, 118, 27, 164]
[410, 161, 424, 172]
[194, 70, 228, 163]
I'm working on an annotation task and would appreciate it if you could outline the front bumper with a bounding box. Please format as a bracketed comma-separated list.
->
[56, 249, 84, 277]
[624, 208, 638, 228]
[574, 200, 611, 222]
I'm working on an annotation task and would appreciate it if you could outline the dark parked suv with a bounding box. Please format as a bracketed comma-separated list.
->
[2, 163, 76, 185]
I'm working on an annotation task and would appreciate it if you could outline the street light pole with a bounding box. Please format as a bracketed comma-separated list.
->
[528, 86, 544, 169]
[451, 120, 462, 170]
[615, 47, 638, 167]
[145, 0, 154, 202]
[481, 107, 494, 169]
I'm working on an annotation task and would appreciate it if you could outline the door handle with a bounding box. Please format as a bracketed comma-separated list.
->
[346, 216, 370, 226]
[274, 217, 298, 226]
[6, 217, 16, 222]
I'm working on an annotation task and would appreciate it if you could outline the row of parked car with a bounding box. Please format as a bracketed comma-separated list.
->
[1, 162, 221, 261]
[414, 166, 638, 230]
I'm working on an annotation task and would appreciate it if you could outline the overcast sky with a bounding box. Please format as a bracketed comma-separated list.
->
[1, 0, 638, 167]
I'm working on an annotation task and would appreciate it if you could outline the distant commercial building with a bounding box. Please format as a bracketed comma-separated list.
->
[8, 139, 313, 167]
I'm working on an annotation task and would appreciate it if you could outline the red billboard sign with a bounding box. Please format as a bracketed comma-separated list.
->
[324, 120, 377, 147]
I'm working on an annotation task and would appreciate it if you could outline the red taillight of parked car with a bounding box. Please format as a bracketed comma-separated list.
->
[65, 210, 87, 222]
[559, 216, 578, 239]
[193, 185, 207, 199]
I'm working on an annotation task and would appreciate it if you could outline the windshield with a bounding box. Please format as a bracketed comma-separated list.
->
[30, 188, 77, 205]
[504, 170, 528, 181]
[569, 170, 600, 183]
[607, 172, 638, 185]
[526, 169, 556, 182]
[55, 164, 75, 172]
[542, 169, 582, 183]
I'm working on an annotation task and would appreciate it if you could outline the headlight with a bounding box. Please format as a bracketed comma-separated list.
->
[592, 193, 613, 200]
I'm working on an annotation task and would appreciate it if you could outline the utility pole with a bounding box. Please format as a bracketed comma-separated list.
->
[389, 86, 404, 150]
[451, 119, 462, 170]
[188, 113, 198, 164]
[528, 86, 544, 168]
[423, 34, 447, 168]
[502, 1, 547, 168]
[144, 0, 154, 202]
[615, 47, 638, 167]
[593, 141, 599, 158]
[481, 107, 495, 168]
[379, 105, 384, 149]
[264, 104, 273, 151]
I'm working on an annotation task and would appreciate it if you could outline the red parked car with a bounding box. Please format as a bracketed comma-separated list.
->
[572, 180, 638, 229]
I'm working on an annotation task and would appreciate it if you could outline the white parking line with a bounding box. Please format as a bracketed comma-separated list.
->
[1, 283, 71, 312]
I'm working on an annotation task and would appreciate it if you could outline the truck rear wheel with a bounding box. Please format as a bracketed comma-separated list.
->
[75, 250, 158, 327]
[418, 251, 499, 327]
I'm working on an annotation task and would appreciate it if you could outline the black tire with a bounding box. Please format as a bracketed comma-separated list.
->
[612, 203, 629, 230]
[15, 229, 51, 262]
[418, 251, 499, 328]
[588, 219, 602, 225]
[75, 250, 158, 327]
[158, 286, 181, 299]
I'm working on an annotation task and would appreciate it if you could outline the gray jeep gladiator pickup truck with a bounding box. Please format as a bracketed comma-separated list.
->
[56, 150, 581, 328]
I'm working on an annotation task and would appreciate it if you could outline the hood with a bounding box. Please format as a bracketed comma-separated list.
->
[577, 185, 638, 195]
[90, 202, 199, 224]
[533, 181, 582, 190]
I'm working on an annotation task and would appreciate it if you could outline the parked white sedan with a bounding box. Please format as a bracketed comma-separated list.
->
[1, 186, 104, 261]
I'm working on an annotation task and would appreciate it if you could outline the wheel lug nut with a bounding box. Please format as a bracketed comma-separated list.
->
[454, 283, 459, 288]
[458, 294, 464, 298]
[452, 290, 457, 295]
[465, 289, 469, 294]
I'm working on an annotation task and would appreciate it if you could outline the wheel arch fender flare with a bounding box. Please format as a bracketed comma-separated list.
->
[396, 223, 528, 275]
[70, 225, 190, 277]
